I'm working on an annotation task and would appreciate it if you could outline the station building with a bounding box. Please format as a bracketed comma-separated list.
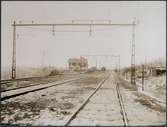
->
[68, 57, 88, 71]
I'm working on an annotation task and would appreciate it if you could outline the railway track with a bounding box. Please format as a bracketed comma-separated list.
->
[1, 75, 79, 92]
[1, 74, 128, 126]
[1, 72, 90, 93]
[63, 74, 110, 126]
[1, 72, 165, 126]
[2, 72, 130, 126]
[1, 76, 46, 84]
[1, 72, 86, 84]
[1, 76, 61, 92]
[61, 73, 129, 126]
[1, 76, 87, 101]
[116, 83, 129, 126]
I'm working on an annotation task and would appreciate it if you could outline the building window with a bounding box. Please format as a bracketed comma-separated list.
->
[72, 62, 76, 66]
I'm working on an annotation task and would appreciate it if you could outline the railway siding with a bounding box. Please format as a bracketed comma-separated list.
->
[1, 76, 87, 101]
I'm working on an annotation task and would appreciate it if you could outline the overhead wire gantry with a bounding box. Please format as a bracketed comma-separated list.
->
[11, 20, 136, 85]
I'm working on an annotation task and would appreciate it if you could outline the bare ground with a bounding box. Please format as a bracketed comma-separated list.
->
[1, 71, 108, 125]
[117, 74, 166, 115]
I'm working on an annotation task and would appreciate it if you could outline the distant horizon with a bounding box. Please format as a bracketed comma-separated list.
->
[2, 56, 165, 70]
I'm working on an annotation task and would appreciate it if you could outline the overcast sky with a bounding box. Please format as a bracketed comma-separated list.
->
[1, 1, 166, 69]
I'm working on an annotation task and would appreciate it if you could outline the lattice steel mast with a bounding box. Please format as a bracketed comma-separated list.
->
[131, 20, 136, 85]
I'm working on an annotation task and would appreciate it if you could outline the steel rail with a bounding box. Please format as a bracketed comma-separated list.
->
[1, 74, 79, 92]
[1, 76, 87, 101]
[1, 76, 46, 83]
[63, 74, 110, 126]
[1, 72, 84, 83]
[1, 75, 63, 91]
[116, 83, 129, 126]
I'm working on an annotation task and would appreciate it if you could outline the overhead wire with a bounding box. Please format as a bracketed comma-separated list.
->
[17, 25, 123, 33]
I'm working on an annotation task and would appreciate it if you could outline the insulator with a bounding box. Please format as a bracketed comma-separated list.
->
[52, 25, 55, 36]
[89, 25, 92, 36]
[89, 20, 93, 36]
[52, 31, 55, 36]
